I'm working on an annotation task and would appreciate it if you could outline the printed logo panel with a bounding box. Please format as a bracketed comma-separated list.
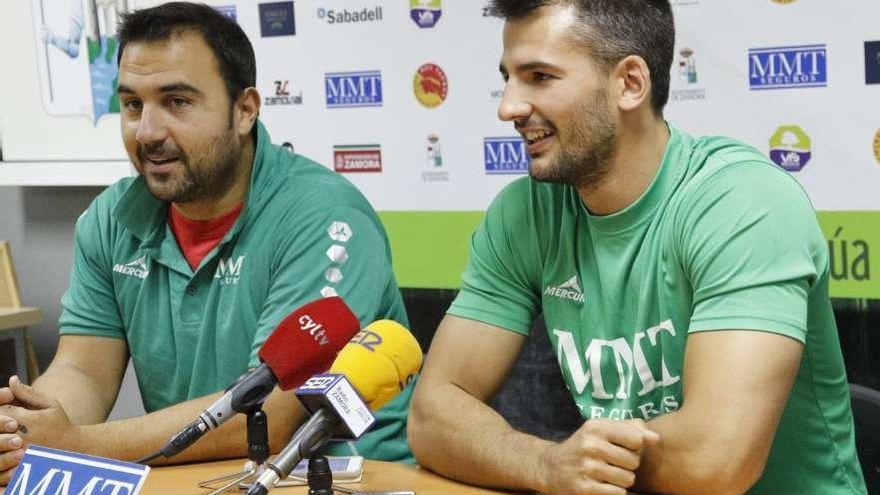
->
[769, 125, 812, 172]
[334, 145, 382, 173]
[6, 446, 150, 495]
[748, 44, 827, 90]
[325, 71, 383, 108]
[413, 63, 448, 108]
[259, 1, 296, 37]
[873, 129, 880, 165]
[317, 5, 383, 24]
[215, 5, 237, 21]
[264, 80, 302, 106]
[671, 46, 706, 101]
[422, 133, 449, 182]
[410, 0, 441, 28]
[866, 41, 880, 85]
[484, 137, 530, 174]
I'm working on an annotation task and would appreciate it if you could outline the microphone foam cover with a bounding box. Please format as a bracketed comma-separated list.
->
[259, 296, 360, 390]
[330, 319, 423, 410]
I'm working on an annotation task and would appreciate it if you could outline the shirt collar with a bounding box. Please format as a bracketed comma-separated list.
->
[113, 120, 272, 245]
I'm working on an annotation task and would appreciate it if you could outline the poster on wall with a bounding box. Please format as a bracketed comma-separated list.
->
[31, 0, 131, 124]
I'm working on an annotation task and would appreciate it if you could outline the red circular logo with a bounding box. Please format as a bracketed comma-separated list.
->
[413, 63, 448, 108]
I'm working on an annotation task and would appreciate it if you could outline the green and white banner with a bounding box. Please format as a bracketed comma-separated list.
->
[383, 211, 880, 301]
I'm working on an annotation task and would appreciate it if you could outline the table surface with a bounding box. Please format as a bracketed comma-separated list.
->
[0, 457, 651, 494]
[138, 458, 518, 495]
[0, 307, 41, 330]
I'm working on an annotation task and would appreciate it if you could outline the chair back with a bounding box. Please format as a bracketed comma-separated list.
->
[851, 383, 880, 494]
[0, 241, 22, 308]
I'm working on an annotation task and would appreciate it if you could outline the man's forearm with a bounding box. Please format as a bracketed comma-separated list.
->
[634, 408, 764, 495]
[33, 364, 114, 425]
[58, 386, 304, 464]
[409, 381, 553, 493]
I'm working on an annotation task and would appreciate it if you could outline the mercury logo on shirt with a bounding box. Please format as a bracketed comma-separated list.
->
[214, 256, 245, 286]
[544, 275, 585, 303]
[112, 256, 149, 279]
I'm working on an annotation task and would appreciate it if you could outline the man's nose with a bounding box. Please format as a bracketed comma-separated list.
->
[135, 105, 168, 146]
[497, 85, 532, 123]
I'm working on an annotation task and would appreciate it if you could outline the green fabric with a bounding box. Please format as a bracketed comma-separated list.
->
[59, 121, 414, 463]
[448, 125, 866, 493]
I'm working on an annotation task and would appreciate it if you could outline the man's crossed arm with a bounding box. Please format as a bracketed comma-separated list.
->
[0, 335, 305, 485]
[408, 315, 801, 495]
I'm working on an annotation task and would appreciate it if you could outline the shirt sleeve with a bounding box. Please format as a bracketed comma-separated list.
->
[447, 179, 541, 335]
[677, 159, 827, 342]
[247, 200, 398, 367]
[58, 196, 125, 339]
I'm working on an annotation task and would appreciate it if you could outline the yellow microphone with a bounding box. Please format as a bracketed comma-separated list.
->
[330, 319, 423, 410]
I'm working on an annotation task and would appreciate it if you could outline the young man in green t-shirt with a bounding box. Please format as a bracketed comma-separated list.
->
[409, 1, 866, 494]
[0, 3, 413, 483]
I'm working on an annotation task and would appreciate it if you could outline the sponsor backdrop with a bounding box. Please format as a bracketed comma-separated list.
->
[1, 1, 880, 297]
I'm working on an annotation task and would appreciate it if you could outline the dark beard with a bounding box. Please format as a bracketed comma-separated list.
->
[140, 125, 242, 204]
[169, 134, 241, 204]
[529, 90, 616, 189]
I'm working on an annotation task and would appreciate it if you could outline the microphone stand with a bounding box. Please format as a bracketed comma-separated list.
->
[307, 455, 333, 495]
[198, 407, 270, 495]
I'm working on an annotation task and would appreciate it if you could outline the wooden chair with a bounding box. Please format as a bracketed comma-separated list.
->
[0, 241, 42, 383]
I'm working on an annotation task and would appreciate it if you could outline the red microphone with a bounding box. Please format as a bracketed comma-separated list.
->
[158, 296, 360, 459]
[258, 296, 360, 390]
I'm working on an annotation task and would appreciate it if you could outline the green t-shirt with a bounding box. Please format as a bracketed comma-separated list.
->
[59, 121, 414, 463]
[449, 125, 866, 493]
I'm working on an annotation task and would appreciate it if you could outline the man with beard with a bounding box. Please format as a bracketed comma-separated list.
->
[409, 1, 866, 495]
[0, 2, 413, 481]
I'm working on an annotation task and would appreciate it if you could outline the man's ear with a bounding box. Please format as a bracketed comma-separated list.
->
[611, 55, 651, 112]
[234, 87, 261, 136]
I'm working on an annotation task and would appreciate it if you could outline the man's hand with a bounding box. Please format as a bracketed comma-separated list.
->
[0, 381, 26, 485]
[539, 418, 660, 495]
[0, 375, 66, 485]
[0, 376, 80, 462]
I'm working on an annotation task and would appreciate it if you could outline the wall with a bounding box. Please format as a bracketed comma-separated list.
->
[0, 186, 145, 418]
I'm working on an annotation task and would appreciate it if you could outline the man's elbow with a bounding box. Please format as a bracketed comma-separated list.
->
[682, 446, 767, 495]
[406, 387, 434, 466]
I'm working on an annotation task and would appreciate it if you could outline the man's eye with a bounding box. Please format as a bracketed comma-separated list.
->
[124, 99, 142, 111]
[532, 72, 552, 82]
[170, 97, 189, 108]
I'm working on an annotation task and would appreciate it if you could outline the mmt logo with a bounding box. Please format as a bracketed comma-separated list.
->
[484, 137, 530, 174]
[749, 44, 827, 90]
[325, 71, 383, 108]
[214, 256, 245, 285]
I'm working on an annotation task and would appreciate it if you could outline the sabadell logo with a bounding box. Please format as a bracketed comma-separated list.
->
[413, 63, 448, 108]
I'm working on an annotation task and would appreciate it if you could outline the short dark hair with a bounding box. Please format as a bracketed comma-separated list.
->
[490, 0, 675, 115]
[116, 2, 256, 105]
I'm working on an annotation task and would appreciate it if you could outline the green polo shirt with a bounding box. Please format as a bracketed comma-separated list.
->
[59, 121, 414, 463]
[449, 126, 866, 493]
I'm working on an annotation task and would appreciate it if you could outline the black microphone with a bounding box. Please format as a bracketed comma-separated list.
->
[155, 297, 360, 459]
